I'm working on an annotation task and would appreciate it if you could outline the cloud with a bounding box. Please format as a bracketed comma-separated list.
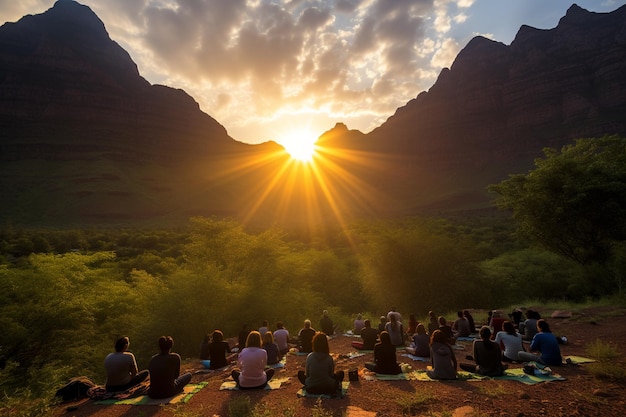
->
[0, 0, 475, 142]
[430, 37, 460, 69]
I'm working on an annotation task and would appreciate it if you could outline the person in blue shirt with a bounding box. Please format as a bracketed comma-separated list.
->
[517, 319, 562, 366]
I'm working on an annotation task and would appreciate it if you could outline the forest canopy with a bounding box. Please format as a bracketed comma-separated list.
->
[1, 136, 626, 404]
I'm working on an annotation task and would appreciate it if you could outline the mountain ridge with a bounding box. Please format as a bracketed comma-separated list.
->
[1, 1, 625, 227]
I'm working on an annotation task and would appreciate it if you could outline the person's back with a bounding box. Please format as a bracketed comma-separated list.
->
[104, 337, 148, 392]
[148, 336, 191, 399]
[453, 312, 471, 337]
[530, 331, 562, 366]
[104, 352, 136, 388]
[370, 332, 401, 374]
[412, 333, 430, 357]
[299, 320, 316, 353]
[494, 322, 524, 362]
[305, 352, 337, 393]
[520, 318, 538, 340]
[360, 326, 379, 350]
[385, 317, 404, 347]
[238, 347, 268, 387]
[491, 312, 505, 334]
[208, 330, 231, 369]
[148, 352, 181, 398]
[429, 341, 457, 379]
[473, 340, 504, 376]
[320, 311, 334, 335]
[353, 314, 365, 335]
[428, 330, 457, 380]
[273, 324, 290, 355]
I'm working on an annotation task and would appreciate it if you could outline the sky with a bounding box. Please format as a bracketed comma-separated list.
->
[1, 0, 625, 146]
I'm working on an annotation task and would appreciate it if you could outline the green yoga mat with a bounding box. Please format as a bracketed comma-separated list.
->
[96, 382, 208, 405]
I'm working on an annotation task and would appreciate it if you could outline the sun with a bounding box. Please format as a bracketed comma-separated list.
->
[278, 129, 318, 162]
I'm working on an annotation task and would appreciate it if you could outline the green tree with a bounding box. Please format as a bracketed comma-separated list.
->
[489, 136, 626, 265]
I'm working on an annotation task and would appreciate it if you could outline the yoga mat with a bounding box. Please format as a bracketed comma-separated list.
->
[564, 356, 596, 364]
[401, 353, 430, 362]
[219, 377, 289, 390]
[494, 368, 565, 385]
[95, 382, 207, 405]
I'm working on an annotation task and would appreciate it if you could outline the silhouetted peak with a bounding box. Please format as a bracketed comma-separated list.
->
[560, 4, 592, 24]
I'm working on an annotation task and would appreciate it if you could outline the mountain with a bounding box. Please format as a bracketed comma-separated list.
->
[1, 1, 625, 228]
[325, 3, 626, 212]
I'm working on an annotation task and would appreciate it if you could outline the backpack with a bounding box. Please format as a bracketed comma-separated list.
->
[55, 376, 96, 402]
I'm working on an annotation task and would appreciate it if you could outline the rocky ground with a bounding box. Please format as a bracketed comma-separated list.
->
[54, 306, 626, 417]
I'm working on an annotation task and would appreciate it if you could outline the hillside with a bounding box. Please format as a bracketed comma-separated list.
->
[53, 306, 626, 417]
[1, 2, 626, 227]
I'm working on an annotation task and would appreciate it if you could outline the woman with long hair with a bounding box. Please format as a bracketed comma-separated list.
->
[298, 332, 344, 397]
[427, 330, 457, 380]
[208, 330, 235, 370]
[231, 331, 275, 389]
[365, 331, 401, 374]
[262, 330, 281, 365]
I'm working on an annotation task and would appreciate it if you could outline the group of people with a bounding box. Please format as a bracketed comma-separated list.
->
[104, 336, 192, 399]
[349, 307, 563, 380]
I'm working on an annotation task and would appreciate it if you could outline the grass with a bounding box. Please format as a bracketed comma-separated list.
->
[396, 390, 436, 415]
[476, 382, 509, 398]
[227, 397, 296, 417]
[311, 398, 343, 417]
[585, 339, 626, 381]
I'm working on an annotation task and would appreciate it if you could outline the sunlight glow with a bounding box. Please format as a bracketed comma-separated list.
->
[277, 130, 319, 162]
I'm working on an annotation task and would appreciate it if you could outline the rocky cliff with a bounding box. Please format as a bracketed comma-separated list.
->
[0, 0, 237, 162]
[1, 2, 625, 226]
[313, 4, 625, 213]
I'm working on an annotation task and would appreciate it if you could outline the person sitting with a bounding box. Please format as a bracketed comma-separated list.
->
[385, 314, 405, 347]
[262, 331, 282, 365]
[238, 324, 250, 352]
[438, 316, 454, 343]
[320, 310, 335, 336]
[452, 311, 471, 338]
[378, 316, 387, 334]
[460, 327, 505, 376]
[298, 332, 344, 397]
[298, 319, 316, 353]
[517, 319, 562, 366]
[104, 337, 149, 392]
[148, 336, 192, 399]
[494, 321, 525, 362]
[387, 307, 403, 323]
[353, 313, 365, 335]
[208, 330, 236, 370]
[508, 308, 524, 327]
[365, 331, 402, 375]
[406, 314, 418, 336]
[273, 321, 290, 355]
[351, 319, 378, 350]
[519, 310, 540, 341]
[406, 324, 430, 357]
[427, 330, 457, 380]
[427, 311, 439, 335]
[490, 310, 506, 334]
[231, 331, 275, 389]
[258, 320, 270, 337]
[199, 333, 211, 360]
[463, 310, 477, 334]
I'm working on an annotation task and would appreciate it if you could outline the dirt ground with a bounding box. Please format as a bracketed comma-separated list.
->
[54, 306, 626, 417]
